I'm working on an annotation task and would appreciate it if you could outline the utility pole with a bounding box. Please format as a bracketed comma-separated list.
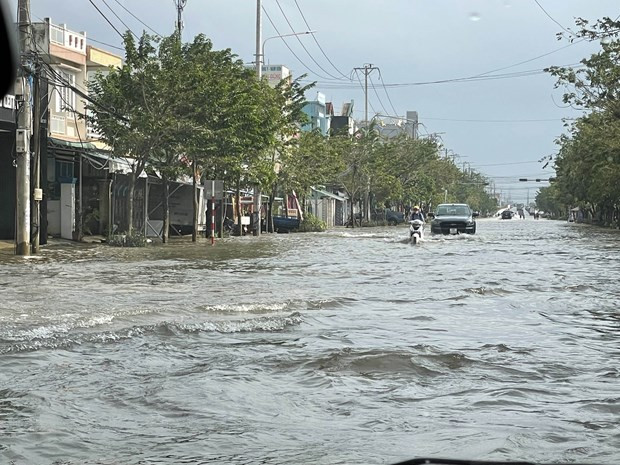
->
[32, 62, 42, 253]
[174, 0, 187, 37]
[253, 0, 262, 235]
[16, 0, 32, 256]
[255, 0, 262, 79]
[353, 63, 379, 125]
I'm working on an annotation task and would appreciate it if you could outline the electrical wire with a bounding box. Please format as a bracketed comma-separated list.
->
[31, 13, 125, 51]
[471, 160, 544, 167]
[305, 63, 585, 89]
[292, 0, 350, 81]
[376, 70, 399, 116]
[353, 68, 378, 118]
[112, 0, 162, 36]
[52, 72, 109, 170]
[41, 62, 129, 122]
[88, 36, 125, 51]
[98, 0, 138, 39]
[261, 6, 344, 82]
[87, 0, 124, 39]
[368, 74, 391, 117]
[422, 116, 570, 123]
[532, 0, 573, 36]
[274, 0, 345, 81]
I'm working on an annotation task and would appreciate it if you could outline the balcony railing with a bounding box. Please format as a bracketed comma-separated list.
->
[49, 23, 86, 54]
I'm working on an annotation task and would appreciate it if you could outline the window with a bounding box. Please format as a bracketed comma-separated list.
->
[50, 25, 64, 45]
[56, 160, 74, 180]
[55, 71, 76, 113]
[50, 115, 66, 134]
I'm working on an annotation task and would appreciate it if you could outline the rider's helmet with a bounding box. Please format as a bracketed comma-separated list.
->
[413, 205, 420, 210]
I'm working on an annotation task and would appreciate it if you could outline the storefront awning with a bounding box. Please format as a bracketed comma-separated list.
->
[311, 187, 348, 201]
[48, 137, 98, 153]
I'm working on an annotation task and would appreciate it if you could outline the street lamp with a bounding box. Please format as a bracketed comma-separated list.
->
[257, 30, 315, 79]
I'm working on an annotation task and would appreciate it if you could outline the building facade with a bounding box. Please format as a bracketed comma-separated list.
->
[301, 92, 329, 135]
[0, 93, 17, 239]
[261, 64, 291, 88]
[30, 18, 89, 239]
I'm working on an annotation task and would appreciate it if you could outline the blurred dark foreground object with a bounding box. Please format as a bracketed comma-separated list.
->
[0, 0, 17, 97]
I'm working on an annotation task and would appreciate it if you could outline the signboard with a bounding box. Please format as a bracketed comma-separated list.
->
[203, 179, 224, 199]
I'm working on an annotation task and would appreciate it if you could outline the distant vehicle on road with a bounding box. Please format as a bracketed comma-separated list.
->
[501, 209, 514, 220]
[385, 209, 405, 225]
[429, 203, 478, 235]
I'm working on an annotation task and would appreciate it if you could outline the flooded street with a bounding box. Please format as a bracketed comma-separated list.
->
[1, 218, 619, 464]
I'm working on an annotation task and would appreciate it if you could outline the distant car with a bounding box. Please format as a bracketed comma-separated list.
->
[501, 210, 514, 220]
[429, 203, 478, 234]
[385, 209, 405, 225]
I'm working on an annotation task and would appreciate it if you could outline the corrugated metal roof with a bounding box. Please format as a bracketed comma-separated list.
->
[311, 187, 347, 201]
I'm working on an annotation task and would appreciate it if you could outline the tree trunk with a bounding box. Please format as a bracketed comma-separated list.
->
[235, 178, 242, 236]
[267, 182, 277, 233]
[162, 176, 170, 243]
[350, 196, 355, 229]
[127, 173, 136, 235]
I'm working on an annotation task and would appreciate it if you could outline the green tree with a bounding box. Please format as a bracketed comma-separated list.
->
[87, 32, 162, 236]
[545, 16, 620, 225]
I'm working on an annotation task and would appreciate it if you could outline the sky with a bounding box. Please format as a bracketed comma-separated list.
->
[16, 0, 620, 204]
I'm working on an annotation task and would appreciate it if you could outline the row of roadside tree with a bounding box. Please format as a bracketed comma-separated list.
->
[537, 16, 620, 227]
[87, 31, 496, 241]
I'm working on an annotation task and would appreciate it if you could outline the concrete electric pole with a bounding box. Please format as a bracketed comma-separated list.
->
[353, 63, 379, 125]
[32, 62, 42, 253]
[253, 0, 262, 235]
[255, 0, 262, 79]
[16, 0, 32, 255]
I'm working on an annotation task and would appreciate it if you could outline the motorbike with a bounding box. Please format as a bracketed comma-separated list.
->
[409, 219, 425, 244]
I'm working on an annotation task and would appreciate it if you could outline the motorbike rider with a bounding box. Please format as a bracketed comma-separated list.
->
[410, 205, 425, 222]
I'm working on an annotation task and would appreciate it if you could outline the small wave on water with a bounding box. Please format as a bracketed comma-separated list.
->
[463, 286, 514, 296]
[331, 230, 395, 240]
[305, 346, 475, 379]
[0, 309, 304, 355]
[197, 297, 354, 314]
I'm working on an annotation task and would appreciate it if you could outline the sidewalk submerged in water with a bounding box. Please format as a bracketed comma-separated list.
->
[0, 235, 108, 255]
[0, 240, 13, 253]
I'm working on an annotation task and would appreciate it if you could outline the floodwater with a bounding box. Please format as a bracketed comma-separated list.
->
[1, 218, 619, 465]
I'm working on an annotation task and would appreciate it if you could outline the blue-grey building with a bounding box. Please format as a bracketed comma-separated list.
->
[301, 92, 329, 136]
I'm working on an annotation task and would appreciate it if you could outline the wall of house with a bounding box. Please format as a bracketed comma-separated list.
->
[0, 129, 15, 239]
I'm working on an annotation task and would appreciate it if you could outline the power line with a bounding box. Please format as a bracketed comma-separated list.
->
[422, 116, 570, 123]
[369, 74, 390, 118]
[99, 0, 138, 38]
[376, 70, 399, 116]
[471, 160, 544, 167]
[302, 62, 586, 89]
[41, 62, 129, 122]
[532, 0, 573, 36]
[87, 0, 125, 40]
[292, 0, 350, 81]
[353, 70, 378, 118]
[88, 36, 125, 51]
[112, 0, 162, 36]
[353, 64, 380, 123]
[32, 13, 125, 51]
[274, 0, 345, 81]
[261, 6, 338, 81]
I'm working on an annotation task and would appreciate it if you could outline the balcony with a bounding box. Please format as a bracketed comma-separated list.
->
[48, 20, 87, 56]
